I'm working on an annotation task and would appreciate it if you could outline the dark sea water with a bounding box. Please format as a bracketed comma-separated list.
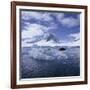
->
[20, 46, 80, 79]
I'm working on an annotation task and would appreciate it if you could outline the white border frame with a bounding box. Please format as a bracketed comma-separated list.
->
[16, 6, 85, 85]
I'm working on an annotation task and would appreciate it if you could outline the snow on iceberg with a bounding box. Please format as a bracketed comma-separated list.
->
[22, 39, 80, 47]
[21, 32, 80, 47]
[28, 47, 68, 61]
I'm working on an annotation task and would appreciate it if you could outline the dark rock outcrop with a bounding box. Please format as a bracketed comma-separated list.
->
[59, 48, 66, 51]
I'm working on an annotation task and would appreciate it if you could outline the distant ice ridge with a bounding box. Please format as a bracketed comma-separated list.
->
[22, 35, 80, 47]
[22, 40, 80, 47]
[22, 29, 80, 47]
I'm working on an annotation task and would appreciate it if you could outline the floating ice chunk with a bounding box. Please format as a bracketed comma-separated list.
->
[28, 47, 68, 61]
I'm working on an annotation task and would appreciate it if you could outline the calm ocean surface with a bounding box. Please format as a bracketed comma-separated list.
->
[20, 47, 80, 79]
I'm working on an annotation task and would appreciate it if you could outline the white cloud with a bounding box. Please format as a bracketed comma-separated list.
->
[21, 11, 53, 22]
[21, 11, 41, 20]
[22, 23, 48, 39]
[60, 17, 79, 27]
[41, 13, 53, 21]
[56, 13, 80, 28]
[22, 23, 49, 47]
[69, 33, 80, 41]
[21, 10, 80, 29]
[55, 13, 64, 20]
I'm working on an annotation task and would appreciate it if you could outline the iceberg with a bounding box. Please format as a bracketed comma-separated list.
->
[22, 30, 80, 47]
[28, 47, 68, 61]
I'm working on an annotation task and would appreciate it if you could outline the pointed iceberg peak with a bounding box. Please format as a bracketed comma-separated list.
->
[44, 32, 59, 43]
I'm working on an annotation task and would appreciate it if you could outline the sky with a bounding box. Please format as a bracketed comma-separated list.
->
[20, 9, 80, 43]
